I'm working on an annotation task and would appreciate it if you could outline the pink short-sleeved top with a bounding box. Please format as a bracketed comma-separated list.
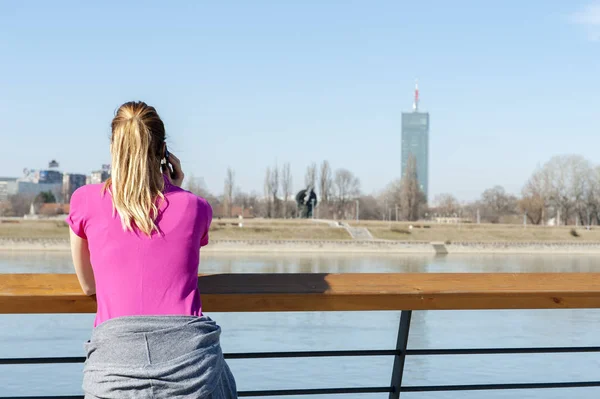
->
[66, 176, 212, 327]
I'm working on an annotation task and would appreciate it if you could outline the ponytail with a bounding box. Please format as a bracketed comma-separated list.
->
[104, 101, 166, 236]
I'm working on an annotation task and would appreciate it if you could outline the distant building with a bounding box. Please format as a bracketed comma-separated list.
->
[90, 164, 110, 184]
[90, 170, 110, 184]
[20, 168, 63, 184]
[15, 181, 63, 203]
[17, 165, 64, 202]
[62, 174, 87, 203]
[0, 177, 18, 202]
[401, 81, 430, 200]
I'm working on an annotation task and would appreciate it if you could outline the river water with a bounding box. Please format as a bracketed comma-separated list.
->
[1, 251, 600, 398]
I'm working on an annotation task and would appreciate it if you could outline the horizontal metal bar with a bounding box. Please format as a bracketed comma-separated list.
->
[0, 387, 392, 399]
[237, 387, 392, 396]
[0, 357, 85, 365]
[3, 346, 600, 365]
[0, 397, 83, 399]
[407, 346, 600, 355]
[226, 349, 397, 359]
[4, 382, 600, 398]
[0, 351, 398, 365]
[401, 381, 600, 392]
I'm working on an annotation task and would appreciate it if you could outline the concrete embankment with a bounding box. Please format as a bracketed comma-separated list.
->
[0, 238, 434, 253]
[3, 237, 600, 254]
[446, 241, 600, 254]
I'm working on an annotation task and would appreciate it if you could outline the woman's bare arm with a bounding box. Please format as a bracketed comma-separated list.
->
[69, 229, 96, 296]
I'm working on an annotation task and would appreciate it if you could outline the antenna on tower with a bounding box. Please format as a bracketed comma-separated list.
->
[412, 79, 419, 112]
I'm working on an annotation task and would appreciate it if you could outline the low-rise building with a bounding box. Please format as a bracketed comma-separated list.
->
[62, 174, 87, 203]
[90, 169, 110, 184]
[18, 164, 64, 202]
[15, 181, 63, 203]
[21, 168, 63, 184]
[0, 177, 17, 201]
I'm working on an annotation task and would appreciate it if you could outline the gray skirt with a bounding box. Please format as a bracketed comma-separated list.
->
[83, 315, 237, 399]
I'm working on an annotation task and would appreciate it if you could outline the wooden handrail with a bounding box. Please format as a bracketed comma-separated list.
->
[1, 273, 600, 314]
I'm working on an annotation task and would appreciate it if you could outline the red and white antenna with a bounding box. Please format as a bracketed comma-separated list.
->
[412, 79, 419, 112]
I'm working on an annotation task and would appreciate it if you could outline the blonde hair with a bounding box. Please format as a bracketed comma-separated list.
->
[104, 101, 166, 236]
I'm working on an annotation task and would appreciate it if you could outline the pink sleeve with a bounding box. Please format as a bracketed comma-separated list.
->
[200, 200, 213, 247]
[66, 187, 88, 239]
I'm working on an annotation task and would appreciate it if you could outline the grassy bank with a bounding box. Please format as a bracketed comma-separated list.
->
[0, 220, 69, 239]
[209, 219, 350, 240]
[351, 221, 600, 242]
[2, 218, 600, 243]
[0, 219, 351, 241]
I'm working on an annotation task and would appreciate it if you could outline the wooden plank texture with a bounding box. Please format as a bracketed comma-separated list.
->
[1, 273, 600, 314]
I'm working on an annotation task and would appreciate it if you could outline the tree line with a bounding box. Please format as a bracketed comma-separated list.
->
[428, 155, 600, 226]
[185, 153, 600, 225]
[2, 153, 597, 226]
[1, 191, 58, 217]
[184, 161, 362, 220]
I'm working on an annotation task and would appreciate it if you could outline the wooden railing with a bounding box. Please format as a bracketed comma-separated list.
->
[3, 273, 600, 313]
[2, 273, 600, 398]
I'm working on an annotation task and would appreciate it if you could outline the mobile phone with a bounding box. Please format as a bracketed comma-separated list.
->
[163, 146, 175, 179]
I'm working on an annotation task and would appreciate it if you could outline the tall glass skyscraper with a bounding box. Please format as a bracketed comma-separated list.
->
[401, 82, 429, 200]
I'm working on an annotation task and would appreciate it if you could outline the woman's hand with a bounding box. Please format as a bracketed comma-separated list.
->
[167, 152, 185, 187]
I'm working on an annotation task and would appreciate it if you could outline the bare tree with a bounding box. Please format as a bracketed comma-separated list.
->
[229, 189, 259, 218]
[332, 168, 360, 219]
[8, 194, 33, 217]
[384, 180, 402, 220]
[433, 193, 460, 216]
[587, 166, 600, 225]
[481, 186, 513, 215]
[518, 195, 545, 225]
[186, 174, 210, 197]
[319, 160, 332, 206]
[270, 163, 280, 218]
[223, 167, 235, 218]
[357, 195, 383, 220]
[572, 158, 593, 225]
[397, 154, 426, 221]
[264, 167, 273, 218]
[541, 155, 590, 225]
[281, 162, 292, 218]
[480, 185, 517, 223]
[0, 201, 11, 217]
[520, 167, 549, 225]
[305, 162, 317, 189]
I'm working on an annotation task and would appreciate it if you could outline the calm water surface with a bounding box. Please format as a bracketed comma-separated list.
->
[1, 251, 600, 398]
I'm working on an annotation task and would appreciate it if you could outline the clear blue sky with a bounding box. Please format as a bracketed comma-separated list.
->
[1, 0, 599, 201]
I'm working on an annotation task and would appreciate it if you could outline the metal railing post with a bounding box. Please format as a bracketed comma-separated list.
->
[389, 310, 412, 399]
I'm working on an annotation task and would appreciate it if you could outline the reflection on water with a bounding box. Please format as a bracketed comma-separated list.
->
[2, 250, 600, 274]
[1, 251, 600, 398]
[200, 252, 600, 274]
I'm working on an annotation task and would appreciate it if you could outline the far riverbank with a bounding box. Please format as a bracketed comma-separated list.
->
[4, 237, 600, 255]
[3, 218, 600, 254]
